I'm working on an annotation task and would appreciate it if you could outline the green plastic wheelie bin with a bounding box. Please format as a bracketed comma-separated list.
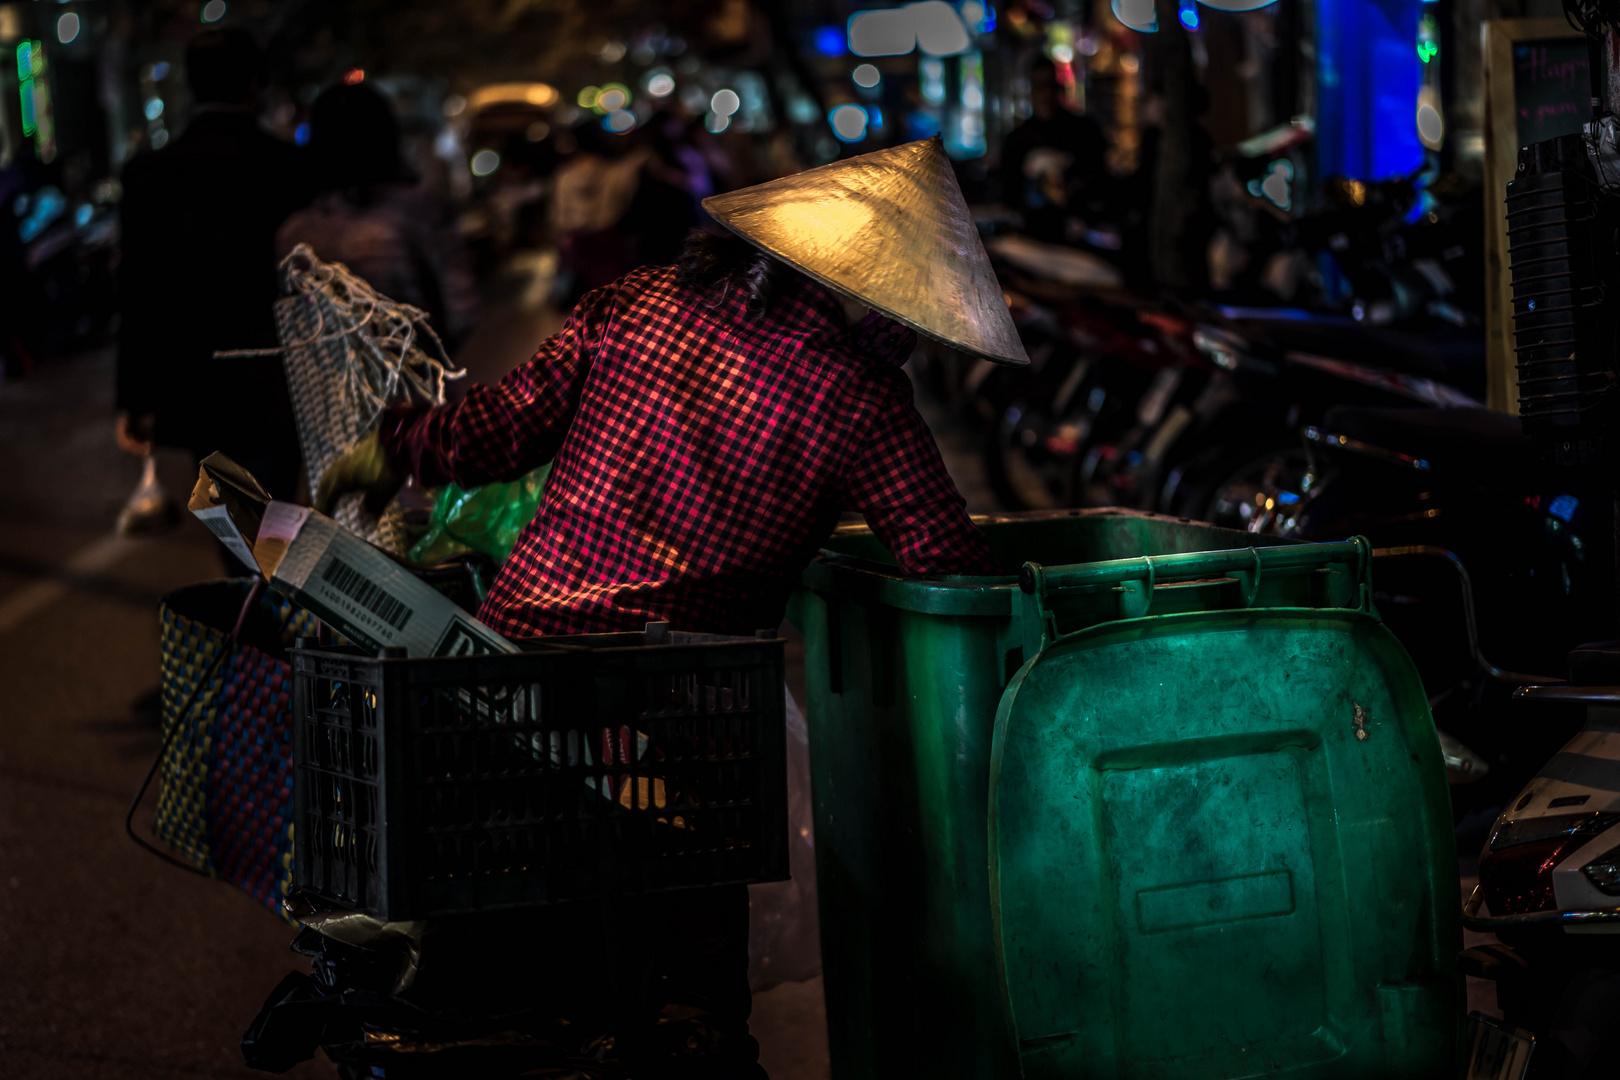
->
[788, 509, 1458, 1080]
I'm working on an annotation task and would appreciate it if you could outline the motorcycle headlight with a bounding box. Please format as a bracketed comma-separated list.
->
[1583, 845, 1620, 895]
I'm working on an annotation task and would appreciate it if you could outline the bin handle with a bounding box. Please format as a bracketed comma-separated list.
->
[1018, 537, 1372, 653]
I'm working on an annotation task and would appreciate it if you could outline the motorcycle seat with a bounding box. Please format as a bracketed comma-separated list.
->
[1318, 405, 1534, 476]
[1568, 641, 1620, 687]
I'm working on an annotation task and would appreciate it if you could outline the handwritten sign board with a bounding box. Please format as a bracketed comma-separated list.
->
[1483, 20, 1591, 414]
[1513, 38, 1592, 148]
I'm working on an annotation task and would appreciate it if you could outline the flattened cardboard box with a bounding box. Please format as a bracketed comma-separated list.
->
[189, 454, 515, 658]
[187, 454, 270, 570]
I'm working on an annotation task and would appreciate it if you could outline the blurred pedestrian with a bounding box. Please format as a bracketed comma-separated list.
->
[116, 28, 313, 505]
[619, 111, 709, 270]
[277, 83, 480, 353]
[550, 119, 652, 300]
[1000, 57, 1110, 244]
[549, 113, 717, 303]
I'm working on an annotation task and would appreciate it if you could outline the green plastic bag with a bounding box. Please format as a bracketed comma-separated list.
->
[407, 464, 551, 567]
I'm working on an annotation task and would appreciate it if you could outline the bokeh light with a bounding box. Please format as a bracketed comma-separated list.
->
[829, 103, 868, 142]
[1112, 0, 1158, 32]
[1417, 102, 1443, 147]
[852, 63, 881, 88]
[596, 83, 630, 112]
[577, 86, 600, 109]
[144, 98, 164, 121]
[913, 2, 971, 55]
[470, 149, 500, 177]
[646, 72, 675, 98]
[848, 2, 970, 57]
[603, 110, 636, 133]
[467, 83, 559, 112]
[57, 13, 80, 45]
[710, 89, 740, 117]
[848, 8, 913, 56]
[706, 112, 731, 134]
[812, 26, 846, 56]
[200, 0, 226, 23]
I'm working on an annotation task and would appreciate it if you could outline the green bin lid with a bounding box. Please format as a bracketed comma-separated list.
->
[988, 609, 1456, 1078]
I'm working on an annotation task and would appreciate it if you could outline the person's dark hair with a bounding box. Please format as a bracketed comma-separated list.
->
[675, 228, 780, 316]
[308, 84, 406, 204]
[186, 28, 268, 105]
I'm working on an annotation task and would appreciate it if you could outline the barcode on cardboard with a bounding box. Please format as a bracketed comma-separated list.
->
[321, 557, 414, 631]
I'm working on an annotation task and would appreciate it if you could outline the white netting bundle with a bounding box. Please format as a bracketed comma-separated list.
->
[219, 244, 463, 551]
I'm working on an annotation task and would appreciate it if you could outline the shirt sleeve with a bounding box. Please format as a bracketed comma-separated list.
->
[380, 280, 615, 488]
[841, 374, 999, 576]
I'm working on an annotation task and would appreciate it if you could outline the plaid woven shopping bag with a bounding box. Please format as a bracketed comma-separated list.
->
[134, 579, 318, 916]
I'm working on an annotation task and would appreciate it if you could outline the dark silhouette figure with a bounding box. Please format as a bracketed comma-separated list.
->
[277, 84, 479, 352]
[1000, 57, 1109, 244]
[116, 28, 313, 501]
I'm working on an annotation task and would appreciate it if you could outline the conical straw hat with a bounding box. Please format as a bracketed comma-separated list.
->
[702, 136, 1028, 366]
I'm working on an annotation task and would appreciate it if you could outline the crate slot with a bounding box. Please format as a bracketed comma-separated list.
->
[293, 638, 786, 918]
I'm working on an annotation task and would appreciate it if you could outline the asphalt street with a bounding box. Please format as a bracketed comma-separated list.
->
[0, 347, 342, 1079]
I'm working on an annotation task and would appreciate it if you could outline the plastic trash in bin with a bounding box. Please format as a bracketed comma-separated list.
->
[747, 688, 820, 991]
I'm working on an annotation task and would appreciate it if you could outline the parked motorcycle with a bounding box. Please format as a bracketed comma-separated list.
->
[971, 241, 1199, 511]
[1228, 403, 1609, 825]
[1463, 648, 1620, 1079]
[978, 151, 1487, 523]
[1453, 23, 1620, 1068]
[1093, 307, 1482, 519]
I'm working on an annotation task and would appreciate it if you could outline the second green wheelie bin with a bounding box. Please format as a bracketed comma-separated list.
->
[788, 509, 1457, 1080]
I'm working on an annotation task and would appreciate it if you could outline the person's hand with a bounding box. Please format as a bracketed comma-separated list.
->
[314, 432, 402, 516]
[115, 412, 155, 457]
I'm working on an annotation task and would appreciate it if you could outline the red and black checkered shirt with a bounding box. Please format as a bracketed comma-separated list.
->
[382, 263, 996, 637]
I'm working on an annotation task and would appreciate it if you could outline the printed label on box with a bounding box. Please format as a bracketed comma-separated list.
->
[260, 501, 516, 657]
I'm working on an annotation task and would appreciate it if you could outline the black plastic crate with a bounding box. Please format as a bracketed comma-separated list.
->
[291, 625, 787, 920]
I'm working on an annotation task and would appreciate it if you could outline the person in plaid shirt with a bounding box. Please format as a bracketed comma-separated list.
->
[373, 239, 997, 638]
[316, 136, 1025, 1077]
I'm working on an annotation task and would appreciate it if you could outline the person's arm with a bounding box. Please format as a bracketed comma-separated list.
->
[841, 374, 998, 576]
[380, 279, 615, 488]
